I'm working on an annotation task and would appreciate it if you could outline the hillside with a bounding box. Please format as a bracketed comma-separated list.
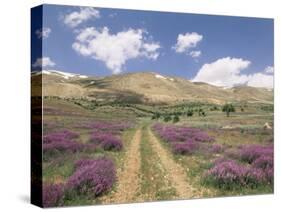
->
[31, 70, 273, 105]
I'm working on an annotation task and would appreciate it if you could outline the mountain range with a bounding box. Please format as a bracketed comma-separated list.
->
[31, 70, 273, 105]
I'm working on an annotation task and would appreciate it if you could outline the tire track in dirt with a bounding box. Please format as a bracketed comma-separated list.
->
[147, 127, 201, 199]
[103, 128, 142, 204]
[138, 126, 177, 201]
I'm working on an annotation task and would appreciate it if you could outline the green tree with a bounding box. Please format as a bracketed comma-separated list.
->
[187, 109, 193, 117]
[151, 112, 161, 120]
[164, 115, 172, 122]
[222, 103, 235, 117]
[173, 115, 180, 123]
[198, 108, 203, 116]
[198, 108, 206, 116]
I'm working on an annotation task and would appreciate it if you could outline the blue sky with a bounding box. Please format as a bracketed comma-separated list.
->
[31, 4, 274, 88]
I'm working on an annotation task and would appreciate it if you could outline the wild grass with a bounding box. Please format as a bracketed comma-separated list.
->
[139, 125, 177, 201]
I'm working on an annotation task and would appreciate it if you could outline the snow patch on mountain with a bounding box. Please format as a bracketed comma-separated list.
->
[155, 74, 167, 80]
[155, 74, 175, 82]
[32, 70, 88, 79]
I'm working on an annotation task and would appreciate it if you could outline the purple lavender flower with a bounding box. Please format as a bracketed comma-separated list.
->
[78, 121, 133, 135]
[172, 140, 199, 155]
[209, 144, 224, 153]
[205, 160, 248, 187]
[252, 155, 273, 169]
[153, 123, 214, 144]
[205, 159, 272, 188]
[240, 144, 273, 163]
[89, 132, 123, 151]
[264, 167, 274, 184]
[245, 167, 266, 184]
[43, 183, 64, 207]
[43, 130, 79, 144]
[66, 158, 116, 196]
[43, 140, 84, 153]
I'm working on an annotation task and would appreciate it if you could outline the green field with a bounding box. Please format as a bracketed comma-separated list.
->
[39, 97, 273, 207]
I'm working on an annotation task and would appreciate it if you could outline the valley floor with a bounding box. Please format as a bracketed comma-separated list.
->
[38, 98, 273, 207]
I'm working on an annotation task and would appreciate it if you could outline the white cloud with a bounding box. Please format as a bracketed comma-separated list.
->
[63, 7, 100, 28]
[72, 27, 161, 74]
[32, 57, 56, 68]
[247, 73, 273, 88]
[173, 32, 203, 53]
[192, 57, 273, 89]
[193, 57, 251, 87]
[189, 50, 201, 58]
[35, 27, 51, 39]
[264, 66, 274, 74]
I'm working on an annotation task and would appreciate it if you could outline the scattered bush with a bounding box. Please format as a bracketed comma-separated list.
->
[43, 183, 64, 207]
[205, 160, 246, 187]
[172, 140, 199, 155]
[222, 103, 235, 117]
[89, 132, 123, 151]
[186, 110, 193, 117]
[209, 144, 224, 153]
[43, 140, 84, 153]
[43, 130, 83, 154]
[210, 106, 219, 111]
[153, 124, 214, 144]
[153, 123, 215, 156]
[101, 138, 123, 151]
[240, 145, 273, 163]
[173, 115, 180, 123]
[43, 130, 79, 144]
[151, 113, 161, 120]
[164, 115, 172, 122]
[252, 155, 273, 170]
[66, 158, 116, 197]
[78, 121, 133, 135]
[204, 160, 268, 189]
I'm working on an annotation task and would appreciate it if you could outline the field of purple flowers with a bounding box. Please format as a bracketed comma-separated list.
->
[40, 98, 273, 205]
[153, 123, 215, 155]
[42, 120, 133, 207]
[153, 123, 273, 193]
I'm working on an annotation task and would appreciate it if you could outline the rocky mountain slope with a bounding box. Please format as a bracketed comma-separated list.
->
[31, 70, 273, 105]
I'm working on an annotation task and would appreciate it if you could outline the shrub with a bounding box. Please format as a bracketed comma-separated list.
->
[240, 145, 273, 163]
[186, 110, 193, 117]
[101, 138, 123, 151]
[79, 121, 133, 134]
[151, 113, 161, 120]
[43, 183, 64, 207]
[43, 130, 83, 154]
[164, 115, 172, 122]
[153, 124, 214, 143]
[209, 144, 224, 153]
[172, 140, 199, 155]
[245, 167, 266, 185]
[43, 130, 79, 143]
[173, 115, 180, 123]
[66, 158, 116, 197]
[222, 103, 235, 117]
[204, 159, 271, 189]
[43, 140, 84, 153]
[204, 160, 248, 188]
[264, 167, 274, 184]
[193, 132, 214, 142]
[89, 132, 123, 151]
[252, 155, 273, 169]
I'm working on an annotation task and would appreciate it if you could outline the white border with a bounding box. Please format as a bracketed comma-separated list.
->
[0, 0, 280, 211]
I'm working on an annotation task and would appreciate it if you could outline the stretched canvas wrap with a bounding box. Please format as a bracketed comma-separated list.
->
[31, 4, 274, 208]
